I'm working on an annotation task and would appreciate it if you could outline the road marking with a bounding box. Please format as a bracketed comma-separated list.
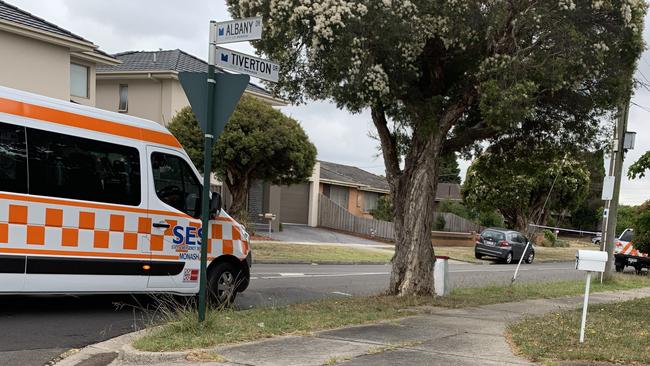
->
[331, 291, 352, 297]
[450, 267, 569, 273]
[257, 272, 389, 279]
[278, 273, 305, 276]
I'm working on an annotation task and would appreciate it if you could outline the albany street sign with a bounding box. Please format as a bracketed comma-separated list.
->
[216, 17, 263, 44]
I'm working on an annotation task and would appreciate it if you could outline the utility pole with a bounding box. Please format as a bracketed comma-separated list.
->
[601, 98, 630, 281]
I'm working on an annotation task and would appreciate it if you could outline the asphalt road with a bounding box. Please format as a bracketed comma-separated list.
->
[0, 261, 586, 366]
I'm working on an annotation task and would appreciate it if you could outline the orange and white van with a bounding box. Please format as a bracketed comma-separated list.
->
[0, 86, 251, 303]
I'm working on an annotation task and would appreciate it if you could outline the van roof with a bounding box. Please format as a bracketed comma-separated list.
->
[0, 85, 180, 148]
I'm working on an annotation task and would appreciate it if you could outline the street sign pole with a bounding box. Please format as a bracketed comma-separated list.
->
[198, 20, 218, 322]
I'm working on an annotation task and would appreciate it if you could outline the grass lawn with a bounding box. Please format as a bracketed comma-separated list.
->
[252, 242, 393, 264]
[435, 244, 596, 264]
[508, 296, 650, 365]
[134, 274, 650, 352]
[251, 241, 590, 265]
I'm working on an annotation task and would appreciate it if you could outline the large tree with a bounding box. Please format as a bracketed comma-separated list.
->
[570, 150, 606, 232]
[463, 140, 590, 233]
[228, 1, 646, 295]
[168, 96, 317, 217]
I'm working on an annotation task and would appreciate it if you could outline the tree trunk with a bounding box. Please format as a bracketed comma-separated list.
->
[388, 140, 442, 296]
[226, 176, 249, 220]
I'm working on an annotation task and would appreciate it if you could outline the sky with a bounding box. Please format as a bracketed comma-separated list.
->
[8, 0, 650, 205]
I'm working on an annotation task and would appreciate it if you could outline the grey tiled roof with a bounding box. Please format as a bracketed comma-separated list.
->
[319, 161, 390, 192]
[0, 1, 115, 60]
[0, 0, 87, 41]
[97, 49, 272, 97]
[319, 160, 462, 200]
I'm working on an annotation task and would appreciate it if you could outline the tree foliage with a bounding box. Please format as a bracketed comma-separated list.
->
[371, 195, 394, 222]
[628, 151, 650, 179]
[439, 153, 461, 184]
[168, 96, 317, 216]
[617, 205, 636, 235]
[228, 0, 646, 295]
[570, 150, 606, 231]
[631, 201, 650, 254]
[463, 141, 591, 233]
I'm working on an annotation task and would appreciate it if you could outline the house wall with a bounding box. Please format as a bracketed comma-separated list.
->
[0, 31, 70, 101]
[97, 78, 166, 123]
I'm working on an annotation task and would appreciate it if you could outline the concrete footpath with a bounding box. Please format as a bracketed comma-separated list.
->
[56, 286, 650, 366]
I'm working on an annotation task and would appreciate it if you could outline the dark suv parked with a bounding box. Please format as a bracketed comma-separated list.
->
[474, 228, 535, 264]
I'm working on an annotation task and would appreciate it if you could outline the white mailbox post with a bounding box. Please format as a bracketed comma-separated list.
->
[575, 250, 608, 343]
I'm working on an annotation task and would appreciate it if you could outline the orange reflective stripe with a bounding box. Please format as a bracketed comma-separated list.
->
[0, 192, 193, 219]
[0, 247, 177, 260]
[0, 97, 181, 148]
[621, 243, 632, 254]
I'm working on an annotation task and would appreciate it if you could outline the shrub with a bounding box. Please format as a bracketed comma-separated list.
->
[435, 215, 446, 231]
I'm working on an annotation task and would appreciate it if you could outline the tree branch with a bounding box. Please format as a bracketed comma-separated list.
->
[371, 105, 401, 185]
[442, 123, 498, 154]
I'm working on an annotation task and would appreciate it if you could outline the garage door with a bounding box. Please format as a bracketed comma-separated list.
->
[280, 184, 310, 224]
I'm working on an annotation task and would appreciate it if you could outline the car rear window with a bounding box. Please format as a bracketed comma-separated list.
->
[481, 230, 505, 241]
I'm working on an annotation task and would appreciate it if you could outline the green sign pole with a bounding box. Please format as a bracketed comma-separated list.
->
[179, 22, 253, 323]
[197, 21, 218, 323]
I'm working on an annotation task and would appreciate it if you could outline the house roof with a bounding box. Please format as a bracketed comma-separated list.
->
[0, 0, 117, 62]
[319, 160, 462, 201]
[97, 49, 275, 99]
[319, 161, 390, 192]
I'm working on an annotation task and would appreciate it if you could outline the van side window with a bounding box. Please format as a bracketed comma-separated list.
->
[151, 152, 201, 218]
[27, 128, 141, 205]
[0, 122, 28, 194]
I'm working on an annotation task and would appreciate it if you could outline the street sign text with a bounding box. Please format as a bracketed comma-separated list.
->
[216, 17, 262, 44]
[216, 47, 279, 82]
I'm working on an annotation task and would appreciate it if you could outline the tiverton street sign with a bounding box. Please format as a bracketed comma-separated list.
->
[215, 46, 279, 82]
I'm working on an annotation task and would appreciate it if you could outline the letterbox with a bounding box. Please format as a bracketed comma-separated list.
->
[576, 250, 608, 272]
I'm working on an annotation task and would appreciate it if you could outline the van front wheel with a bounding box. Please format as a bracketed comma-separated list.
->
[207, 262, 239, 306]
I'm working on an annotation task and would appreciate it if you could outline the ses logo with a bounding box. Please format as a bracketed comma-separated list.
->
[172, 226, 204, 246]
[172, 226, 204, 260]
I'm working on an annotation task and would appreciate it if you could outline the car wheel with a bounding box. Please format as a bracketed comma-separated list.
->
[525, 252, 535, 264]
[475, 252, 482, 259]
[504, 252, 513, 264]
[207, 262, 240, 306]
[594, 240, 600, 247]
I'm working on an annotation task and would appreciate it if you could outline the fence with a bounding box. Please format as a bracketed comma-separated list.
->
[318, 194, 483, 241]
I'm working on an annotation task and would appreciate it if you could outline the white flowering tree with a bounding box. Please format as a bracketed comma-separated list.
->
[228, 0, 646, 295]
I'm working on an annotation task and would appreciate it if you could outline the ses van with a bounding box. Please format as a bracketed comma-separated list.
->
[0, 86, 251, 304]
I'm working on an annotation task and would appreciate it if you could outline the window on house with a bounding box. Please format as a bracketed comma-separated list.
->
[364, 192, 380, 212]
[118, 84, 128, 112]
[70, 63, 89, 98]
[329, 185, 349, 208]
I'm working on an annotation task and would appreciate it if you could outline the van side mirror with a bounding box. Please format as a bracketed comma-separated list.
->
[209, 193, 222, 219]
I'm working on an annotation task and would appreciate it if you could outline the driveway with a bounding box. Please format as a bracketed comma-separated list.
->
[268, 225, 391, 246]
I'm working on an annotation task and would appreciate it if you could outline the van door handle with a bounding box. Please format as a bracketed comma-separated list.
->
[153, 222, 170, 229]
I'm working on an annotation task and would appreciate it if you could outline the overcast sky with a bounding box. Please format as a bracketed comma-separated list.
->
[10, 0, 650, 205]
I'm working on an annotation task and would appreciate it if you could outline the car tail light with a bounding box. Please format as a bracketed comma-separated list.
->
[499, 240, 509, 247]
